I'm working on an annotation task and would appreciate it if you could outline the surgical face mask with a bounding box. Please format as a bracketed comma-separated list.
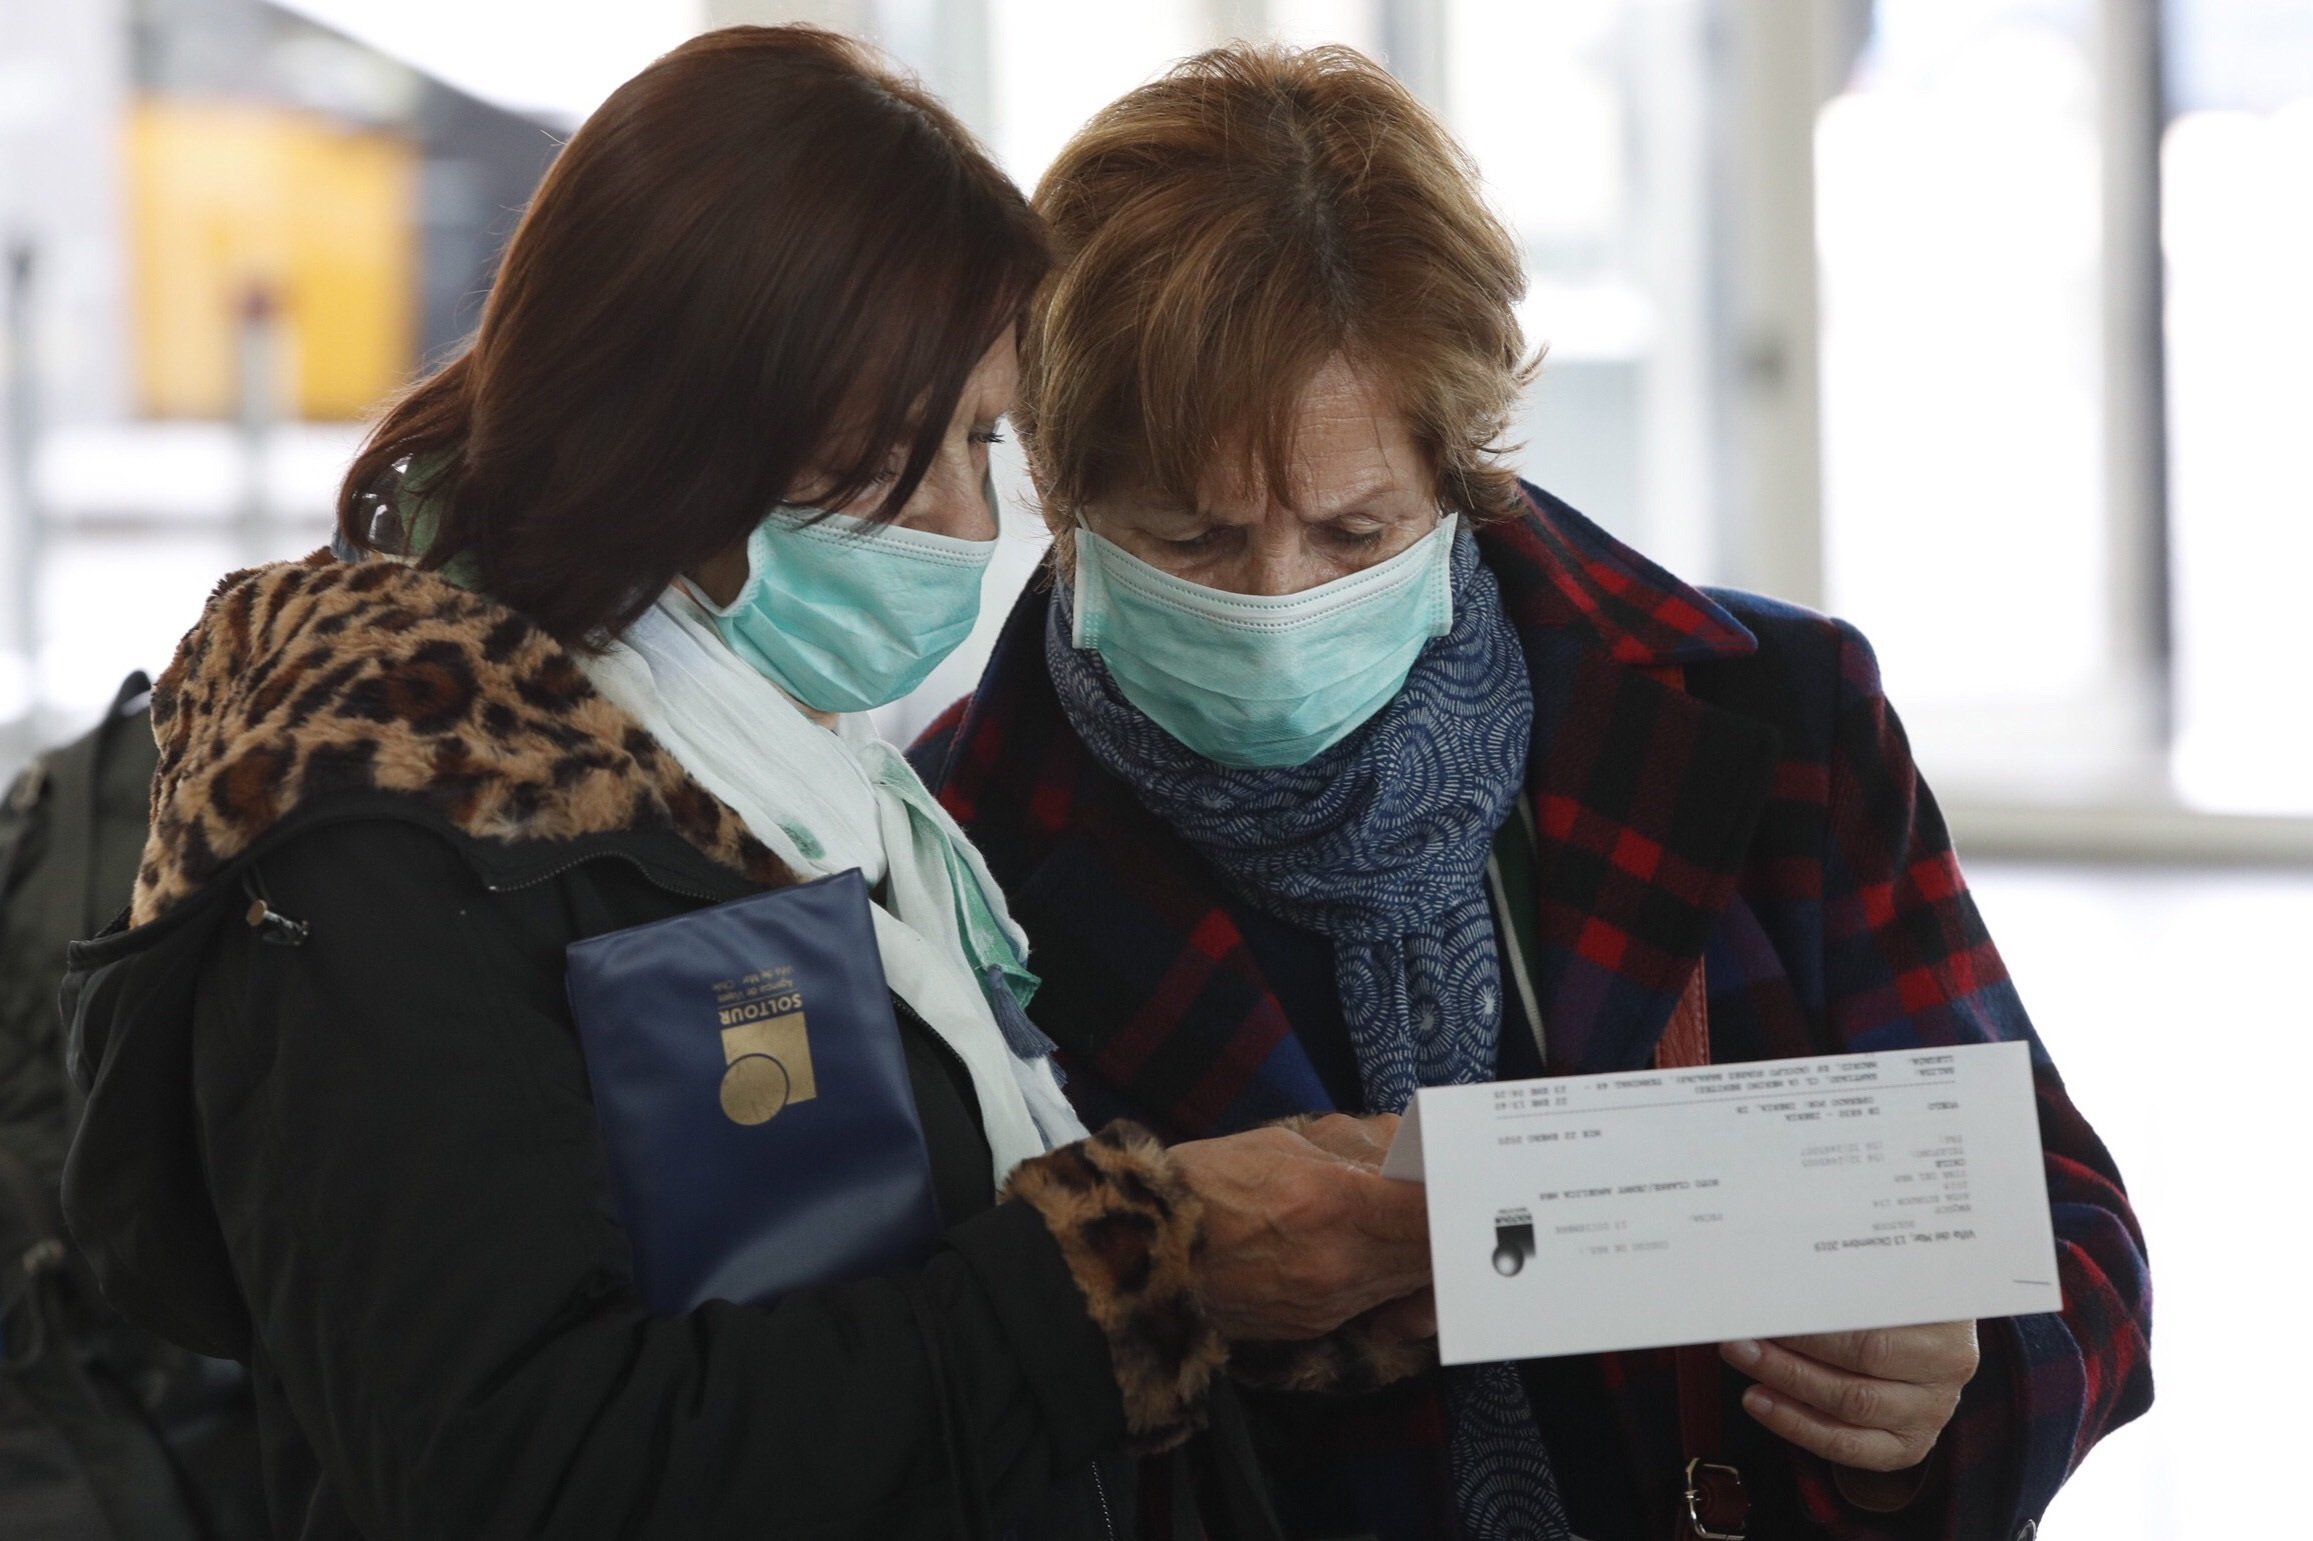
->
[1070, 514, 1458, 768]
[705, 494, 996, 714]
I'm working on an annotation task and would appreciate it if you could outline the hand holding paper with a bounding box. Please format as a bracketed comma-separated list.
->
[1725, 1320, 1980, 1478]
[1169, 1121, 1429, 1340]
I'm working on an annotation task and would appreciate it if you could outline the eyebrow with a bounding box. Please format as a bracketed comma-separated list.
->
[1302, 479, 1420, 519]
[1117, 470, 1416, 523]
[1116, 499, 1236, 526]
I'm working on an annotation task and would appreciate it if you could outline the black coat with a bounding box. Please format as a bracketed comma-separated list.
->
[58, 556, 1251, 1540]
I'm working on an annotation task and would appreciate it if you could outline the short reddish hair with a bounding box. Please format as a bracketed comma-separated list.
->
[1019, 43, 1534, 534]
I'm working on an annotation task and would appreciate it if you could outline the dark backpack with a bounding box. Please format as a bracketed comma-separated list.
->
[1, 673, 261, 1538]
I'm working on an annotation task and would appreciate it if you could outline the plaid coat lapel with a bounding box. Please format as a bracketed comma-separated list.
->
[929, 589, 1337, 1140]
[1482, 485, 1780, 1075]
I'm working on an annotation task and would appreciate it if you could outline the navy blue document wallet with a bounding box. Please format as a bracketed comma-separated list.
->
[565, 868, 941, 1314]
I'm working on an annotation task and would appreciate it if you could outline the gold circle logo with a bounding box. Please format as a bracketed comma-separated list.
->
[719, 1053, 792, 1125]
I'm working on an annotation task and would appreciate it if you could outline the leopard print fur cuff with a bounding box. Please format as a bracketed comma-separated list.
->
[1002, 1120, 1223, 1453]
[1229, 1320, 1436, 1395]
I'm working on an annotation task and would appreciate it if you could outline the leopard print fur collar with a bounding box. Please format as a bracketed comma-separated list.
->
[133, 553, 794, 926]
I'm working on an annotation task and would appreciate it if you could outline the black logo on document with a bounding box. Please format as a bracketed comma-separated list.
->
[1491, 1209, 1537, 1277]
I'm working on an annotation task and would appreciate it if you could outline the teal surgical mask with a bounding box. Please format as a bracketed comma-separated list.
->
[1070, 514, 1458, 768]
[705, 499, 995, 713]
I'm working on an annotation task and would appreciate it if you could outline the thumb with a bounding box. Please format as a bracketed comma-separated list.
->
[1344, 1166, 1431, 1246]
[1368, 1288, 1438, 1344]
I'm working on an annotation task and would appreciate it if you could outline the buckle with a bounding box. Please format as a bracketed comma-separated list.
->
[1684, 1458, 1750, 1540]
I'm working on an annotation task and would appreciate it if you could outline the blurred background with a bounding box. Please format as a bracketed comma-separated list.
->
[0, 0, 2303, 1534]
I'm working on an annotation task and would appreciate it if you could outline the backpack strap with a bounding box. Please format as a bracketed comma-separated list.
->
[47, 672, 151, 940]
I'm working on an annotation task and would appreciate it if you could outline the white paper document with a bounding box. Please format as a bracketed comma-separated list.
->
[1381, 1041, 2063, 1366]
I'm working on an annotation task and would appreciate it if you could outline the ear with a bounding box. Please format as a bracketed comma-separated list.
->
[1029, 473, 1077, 579]
[688, 533, 754, 610]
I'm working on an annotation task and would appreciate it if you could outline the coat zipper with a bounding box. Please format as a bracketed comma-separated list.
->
[481, 849, 726, 903]
[888, 994, 983, 1125]
[1089, 1458, 1117, 1541]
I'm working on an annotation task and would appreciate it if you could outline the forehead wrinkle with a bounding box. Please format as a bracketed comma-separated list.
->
[1113, 352, 1429, 522]
[1280, 429, 1415, 519]
[1190, 428, 1407, 519]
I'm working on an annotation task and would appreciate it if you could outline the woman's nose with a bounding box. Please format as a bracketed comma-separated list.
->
[1236, 536, 1324, 597]
[911, 462, 999, 542]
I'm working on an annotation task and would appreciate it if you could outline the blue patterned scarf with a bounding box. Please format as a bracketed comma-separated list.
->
[1047, 528, 1570, 1541]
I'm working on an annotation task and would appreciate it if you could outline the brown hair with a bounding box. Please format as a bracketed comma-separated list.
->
[338, 25, 1046, 644]
[1018, 43, 1535, 543]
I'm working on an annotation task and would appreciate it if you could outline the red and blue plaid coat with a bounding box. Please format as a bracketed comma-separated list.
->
[914, 484, 2151, 1541]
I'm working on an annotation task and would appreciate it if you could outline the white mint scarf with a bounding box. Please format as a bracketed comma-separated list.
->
[580, 584, 1086, 1185]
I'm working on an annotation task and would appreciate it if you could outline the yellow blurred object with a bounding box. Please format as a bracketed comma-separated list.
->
[128, 99, 417, 420]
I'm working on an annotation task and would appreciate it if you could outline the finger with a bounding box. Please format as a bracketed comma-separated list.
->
[1299, 1114, 1391, 1169]
[1720, 1338, 1944, 1447]
[1341, 1167, 1432, 1249]
[1324, 1180, 1431, 1310]
[1334, 1113, 1400, 1166]
[1359, 1112, 1402, 1144]
[1770, 1323, 1974, 1385]
[1367, 1289, 1438, 1344]
[1737, 1383, 1925, 1472]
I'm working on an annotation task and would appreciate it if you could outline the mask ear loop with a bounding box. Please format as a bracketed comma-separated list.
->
[1067, 513, 1101, 649]
[1426, 509, 1461, 637]
[676, 514, 774, 618]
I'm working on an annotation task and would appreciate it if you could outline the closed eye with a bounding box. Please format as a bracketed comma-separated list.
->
[1161, 528, 1236, 555]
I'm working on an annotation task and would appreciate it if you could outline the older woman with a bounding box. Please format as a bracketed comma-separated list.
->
[915, 43, 2151, 1541]
[58, 29, 1433, 1540]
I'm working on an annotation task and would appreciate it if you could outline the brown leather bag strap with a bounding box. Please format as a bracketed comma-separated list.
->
[1654, 961, 1711, 1075]
[1654, 964, 1750, 1540]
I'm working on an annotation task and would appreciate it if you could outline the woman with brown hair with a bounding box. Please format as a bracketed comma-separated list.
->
[915, 42, 2151, 1541]
[56, 27, 1429, 1540]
